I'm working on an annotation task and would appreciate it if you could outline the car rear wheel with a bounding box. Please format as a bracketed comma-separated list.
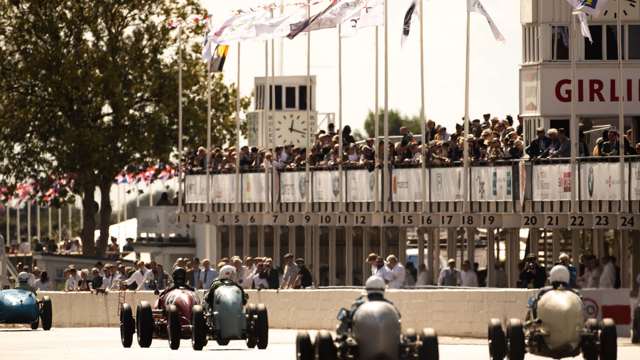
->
[632, 304, 640, 344]
[255, 304, 269, 350]
[136, 301, 153, 348]
[418, 328, 439, 360]
[41, 296, 52, 331]
[167, 304, 181, 350]
[245, 303, 257, 348]
[599, 318, 617, 360]
[120, 303, 135, 348]
[581, 318, 599, 360]
[506, 319, 525, 360]
[31, 318, 39, 330]
[488, 318, 506, 360]
[315, 330, 336, 360]
[191, 305, 208, 351]
[296, 331, 314, 360]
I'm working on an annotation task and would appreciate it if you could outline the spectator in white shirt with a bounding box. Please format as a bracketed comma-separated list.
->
[385, 255, 406, 289]
[460, 260, 479, 287]
[65, 266, 80, 291]
[251, 262, 270, 289]
[125, 261, 154, 291]
[101, 266, 114, 290]
[281, 253, 299, 289]
[367, 253, 379, 277]
[372, 256, 391, 283]
[198, 259, 218, 290]
[599, 256, 616, 289]
[438, 259, 461, 286]
[34, 271, 53, 291]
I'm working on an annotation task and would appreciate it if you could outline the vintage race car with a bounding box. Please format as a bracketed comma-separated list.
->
[191, 279, 269, 350]
[488, 289, 617, 360]
[119, 286, 200, 350]
[0, 289, 52, 330]
[296, 301, 439, 360]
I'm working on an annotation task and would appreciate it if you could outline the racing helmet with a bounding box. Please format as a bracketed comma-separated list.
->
[365, 276, 386, 295]
[17, 271, 30, 285]
[549, 265, 570, 285]
[172, 267, 187, 287]
[218, 265, 236, 280]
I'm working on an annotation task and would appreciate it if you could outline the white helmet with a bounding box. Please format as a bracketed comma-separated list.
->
[218, 265, 237, 280]
[17, 272, 30, 284]
[549, 265, 570, 285]
[365, 276, 386, 295]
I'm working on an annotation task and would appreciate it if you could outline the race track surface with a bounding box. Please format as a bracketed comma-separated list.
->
[0, 327, 637, 359]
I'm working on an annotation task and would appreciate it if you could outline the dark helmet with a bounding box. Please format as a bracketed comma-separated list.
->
[172, 267, 187, 287]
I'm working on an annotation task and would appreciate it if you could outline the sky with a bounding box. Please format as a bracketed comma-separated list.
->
[202, 0, 522, 134]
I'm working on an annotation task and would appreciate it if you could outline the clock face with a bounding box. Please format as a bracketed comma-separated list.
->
[273, 113, 308, 147]
[601, 0, 636, 19]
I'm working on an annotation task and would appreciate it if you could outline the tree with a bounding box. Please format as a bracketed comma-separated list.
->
[363, 109, 423, 138]
[0, 1, 250, 256]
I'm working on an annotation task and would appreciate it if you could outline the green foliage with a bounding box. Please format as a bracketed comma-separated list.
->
[0, 0, 249, 254]
[363, 109, 423, 138]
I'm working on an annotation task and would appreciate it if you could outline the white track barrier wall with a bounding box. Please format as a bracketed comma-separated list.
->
[28, 289, 634, 337]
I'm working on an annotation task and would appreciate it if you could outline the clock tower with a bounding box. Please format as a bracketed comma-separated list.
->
[246, 75, 319, 149]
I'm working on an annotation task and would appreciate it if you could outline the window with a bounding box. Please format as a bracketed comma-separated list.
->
[274, 85, 283, 110]
[606, 25, 625, 60]
[552, 26, 569, 60]
[299, 86, 307, 110]
[629, 25, 640, 59]
[584, 25, 603, 60]
[256, 85, 264, 110]
[285, 86, 296, 109]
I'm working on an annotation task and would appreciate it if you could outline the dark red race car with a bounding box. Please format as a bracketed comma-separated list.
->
[119, 285, 201, 350]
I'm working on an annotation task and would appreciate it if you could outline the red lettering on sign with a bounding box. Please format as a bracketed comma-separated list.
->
[578, 79, 584, 101]
[556, 79, 571, 102]
[627, 79, 633, 102]
[589, 80, 605, 102]
[610, 79, 619, 101]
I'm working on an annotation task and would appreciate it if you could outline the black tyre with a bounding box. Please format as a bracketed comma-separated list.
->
[120, 303, 135, 348]
[136, 301, 153, 348]
[167, 304, 181, 350]
[191, 305, 208, 351]
[255, 304, 269, 350]
[599, 318, 617, 360]
[315, 330, 336, 360]
[632, 304, 640, 344]
[41, 296, 52, 331]
[582, 318, 599, 360]
[506, 319, 525, 360]
[246, 303, 257, 348]
[31, 319, 39, 330]
[217, 338, 230, 346]
[405, 328, 418, 343]
[418, 328, 439, 360]
[296, 331, 314, 360]
[488, 318, 506, 360]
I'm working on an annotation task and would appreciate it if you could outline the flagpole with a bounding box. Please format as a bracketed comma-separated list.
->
[338, 24, 344, 212]
[616, 0, 626, 212]
[374, 25, 380, 213]
[383, 0, 389, 213]
[47, 206, 52, 238]
[570, 12, 577, 215]
[463, 5, 471, 213]
[419, 0, 427, 210]
[264, 16, 271, 212]
[177, 24, 184, 214]
[305, 0, 312, 214]
[5, 207, 9, 247]
[271, 29, 276, 213]
[27, 201, 31, 243]
[206, 57, 212, 211]
[36, 204, 40, 243]
[235, 44, 242, 213]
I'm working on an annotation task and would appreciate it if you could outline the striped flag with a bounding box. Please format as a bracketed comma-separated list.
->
[210, 45, 229, 73]
[401, 0, 418, 47]
[565, 0, 609, 43]
[287, 0, 339, 39]
[468, 0, 505, 42]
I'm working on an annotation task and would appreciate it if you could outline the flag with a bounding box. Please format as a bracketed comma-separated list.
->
[401, 0, 418, 47]
[287, 0, 339, 39]
[254, 6, 308, 40]
[340, 0, 383, 37]
[210, 45, 229, 73]
[202, 18, 213, 62]
[213, 10, 269, 44]
[564, 0, 608, 43]
[467, 0, 505, 42]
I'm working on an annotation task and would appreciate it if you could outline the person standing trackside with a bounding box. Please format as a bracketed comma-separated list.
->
[366, 253, 379, 276]
[187, 258, 201, 288]
[281, 253, 299, 289]
[198, 259, 218, 290]
[124, 261, 153, 291]
[460, 260, 478, 287]
[385, 255, 405, 289]
[438, 259, 461, 286]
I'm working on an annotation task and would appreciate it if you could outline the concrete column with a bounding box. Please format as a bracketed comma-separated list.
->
[329, 227, 336, 286]
[466, 227, 475, 265]
[417, 228, 425, 267]
[362, 228, 370, 282]
[447, 228, 456, 262]
[379, 227, 387, 256]
[313, 225, 320, 287]
[571, 230, 580, 267]
[529, 228, 539, 260]
[594, 230, 605, 258]
[345, 226, 354, 286]
[273, 226, 281, 267]
[552, 230, 561, 264]
[242, 225, 250, 258]
[257, 225, 265, 257]
[229, 226, 237, 258]
[398, 227, 407, 265]
[213, 225, 221, 263]
[304, 226, 312, 265]
[429, 229, 439, 285]
[487, 229, 496, 287]
[506, 229, 520, 288]
[288, 226, 296, 256]
[619, 230, 630, 288]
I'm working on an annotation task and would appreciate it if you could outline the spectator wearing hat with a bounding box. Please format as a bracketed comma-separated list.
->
[438, 259, 461, 286]
[558, 253, 577, 288]
[281, 253, 299, 289]
[385, 255, 405, 289]
[294, 258, 313, 289]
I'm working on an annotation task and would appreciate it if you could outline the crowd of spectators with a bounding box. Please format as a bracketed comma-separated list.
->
[185, 114, 640, 175]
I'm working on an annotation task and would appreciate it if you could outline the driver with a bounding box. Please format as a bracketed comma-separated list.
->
[204, 265, 248, 306]
[158, 267, 193, 298]
[337, 276, 399, 335]
[16, 271, 35, 292]
[530, 265, 581, 319]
